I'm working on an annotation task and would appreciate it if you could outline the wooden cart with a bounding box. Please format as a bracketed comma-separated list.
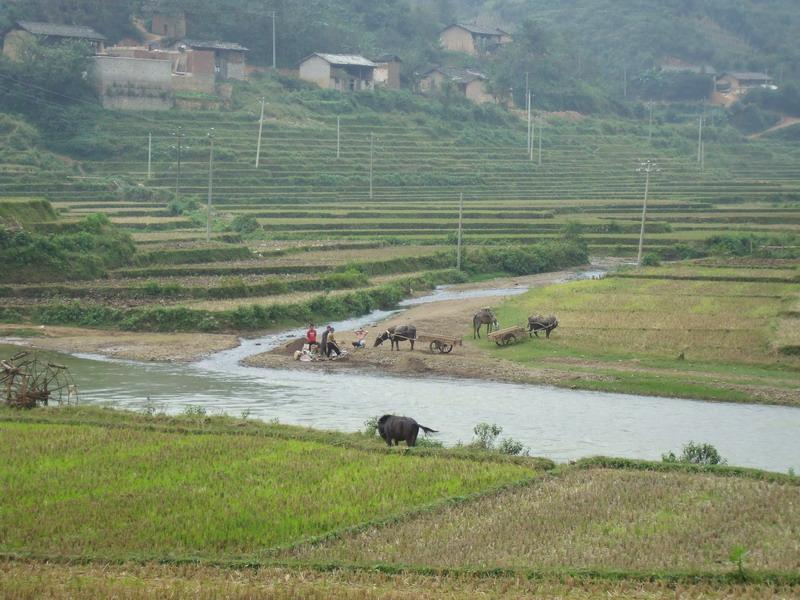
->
[415, 332, 463, 354]
[487, 325, 527, 346]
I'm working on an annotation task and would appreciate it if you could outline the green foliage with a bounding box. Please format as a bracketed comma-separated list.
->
[662, 442, 727, 466]
[730, 545, 750, 581]
[0, 198, 57, 225]
[0, 213, 135, 283]
[463, 241, 588, 277]
[229, 214, 260, 234]
[0, 39, 95, 135]
[471, 423, 528, 456]
[641, 253, 661, 267]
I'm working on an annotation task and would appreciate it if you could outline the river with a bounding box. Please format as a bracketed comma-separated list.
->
[2, 268, 798, 473]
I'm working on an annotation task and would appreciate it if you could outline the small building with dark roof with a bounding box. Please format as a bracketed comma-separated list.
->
[298, 53, 376, 91]
[716, 71, 773, 94]
[419, 66, 495, 103]
[174, 39, 248, 80]
[439, 23, 511, 55]
[3, 20, 106, 60]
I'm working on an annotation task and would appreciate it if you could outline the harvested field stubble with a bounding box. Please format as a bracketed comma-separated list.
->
[291, 469, 800, 573]
[1, 561, 797, 599]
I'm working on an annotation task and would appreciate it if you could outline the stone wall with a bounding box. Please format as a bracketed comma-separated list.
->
[93, 55, 173, 111]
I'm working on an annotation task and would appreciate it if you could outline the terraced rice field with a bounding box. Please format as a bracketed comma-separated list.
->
[289, 468, 800, 573]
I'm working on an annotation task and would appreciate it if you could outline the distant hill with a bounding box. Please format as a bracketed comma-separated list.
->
[481, 0, 799, 81]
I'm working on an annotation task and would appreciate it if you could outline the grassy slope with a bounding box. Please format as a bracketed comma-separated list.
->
[0, 416, 533, 560]
[477, 261, 800, 404]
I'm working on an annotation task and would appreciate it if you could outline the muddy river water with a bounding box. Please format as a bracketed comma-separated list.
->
[2, 270, 798, 473]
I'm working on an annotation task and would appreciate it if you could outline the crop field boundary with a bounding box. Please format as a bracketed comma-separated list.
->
[0, 407, 550, 467]
[2, 552, 798, 588]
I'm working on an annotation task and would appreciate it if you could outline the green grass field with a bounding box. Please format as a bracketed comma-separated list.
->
[477, 261, 800, 404]
[0, 416, 534, 561]
[0, 407, 798, 598]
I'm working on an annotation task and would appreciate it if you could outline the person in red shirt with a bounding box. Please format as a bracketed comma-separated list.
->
[306, 323, 318, 353]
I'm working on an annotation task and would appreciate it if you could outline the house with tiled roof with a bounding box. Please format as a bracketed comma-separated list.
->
[3, 20, 106, 60]
[439, 23, 511, 55]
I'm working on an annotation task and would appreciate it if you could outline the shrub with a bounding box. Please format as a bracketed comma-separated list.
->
[662, 442, 726, 466]
[229, 214, 260, 234]
[640, 253, 661, 266]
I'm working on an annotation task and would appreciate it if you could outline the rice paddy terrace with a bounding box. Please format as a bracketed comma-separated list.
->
[1, 86, 798, 331]
[3, 94, 800, 251]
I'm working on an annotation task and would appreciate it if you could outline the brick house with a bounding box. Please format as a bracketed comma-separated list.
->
[298, 53, 376, 91]
[373, 54, 402, 90]
[419, 66, 495, 103]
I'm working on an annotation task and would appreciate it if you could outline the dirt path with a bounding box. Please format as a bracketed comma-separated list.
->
[748, 116, 800, 139]
[0, 325, 239, 363]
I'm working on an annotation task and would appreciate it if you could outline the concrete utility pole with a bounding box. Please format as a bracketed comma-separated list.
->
[173, 127, 182, 203]
[526, 90, 531, 155]
[528, 92, 534, 161]
[147, 132, 152, 179]
[369, 133, 374, 199]
[456, 192, 464, 271]
[538, 113, 543, 166]
[697, 114, 704, 164]
[336, 116, 341, 159]
[647, 102, 654, 143]
[255, 97, 265, 167]
[206, 130, 214, 242]
[636, 160, 659, 266]
[272, 11, 277, 70]
[623, 64, 628, 98]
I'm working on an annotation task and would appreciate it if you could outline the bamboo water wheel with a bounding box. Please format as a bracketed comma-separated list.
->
[1, 351, 78, 409]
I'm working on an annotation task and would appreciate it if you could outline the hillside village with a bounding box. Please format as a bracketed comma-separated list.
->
[1, 5, 776, 113]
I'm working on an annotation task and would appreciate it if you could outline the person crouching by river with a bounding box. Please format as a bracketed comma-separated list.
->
[326, 326, 342, 358]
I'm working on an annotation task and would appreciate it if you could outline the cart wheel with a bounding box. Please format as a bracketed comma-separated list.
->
[440, 343, 453, 354]
[502, 334, 516, 346]
[429, 341, 441, 353]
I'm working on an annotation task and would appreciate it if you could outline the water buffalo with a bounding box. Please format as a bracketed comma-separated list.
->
[377, 414, 437, 447]
[528, 314, 558, 338]
[374, 325, 416, 351]
[473, 308, 498, 339]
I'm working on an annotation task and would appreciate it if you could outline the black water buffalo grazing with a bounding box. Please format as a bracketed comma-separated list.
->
[373, 325, 417, 351]
[377, 415, 438, 447]
[528, 314, 558, 338]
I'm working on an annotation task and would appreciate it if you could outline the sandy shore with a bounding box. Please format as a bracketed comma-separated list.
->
[0, 325, 240, 363]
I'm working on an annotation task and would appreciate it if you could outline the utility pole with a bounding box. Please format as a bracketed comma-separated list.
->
[255, 97, 266, 167]
[206, 130, 214, 242]
[538, 113, 543, 166]
[369, 133, 374, 200]
[697, 114, 704, 164]
[528, 92, 534, 161]
[456, 192, 464, 270]
[647, 101, 654, 143]
[623, 64, 628, 98]
[174, 127, 182, 203]
[636, 160, 659, 266]
[272, 11, 277, 70]
[336, 116, 341, 159]
[147, 132, 152, 180]
[526, 90, 531, 155]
